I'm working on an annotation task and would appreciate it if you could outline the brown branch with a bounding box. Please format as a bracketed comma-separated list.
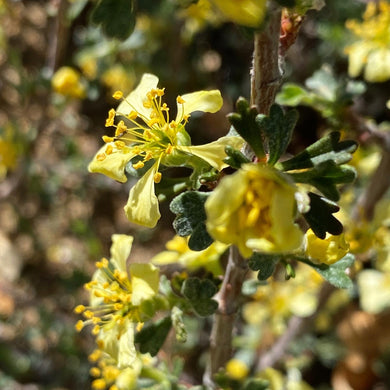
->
[251, 5, 282, 115]
[203, 246, 249, 388]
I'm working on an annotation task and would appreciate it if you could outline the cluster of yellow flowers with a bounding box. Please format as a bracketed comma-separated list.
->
[75, 235, 159, 390]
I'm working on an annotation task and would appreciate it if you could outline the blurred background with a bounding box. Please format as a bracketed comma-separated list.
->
[1, 0, 390, 389]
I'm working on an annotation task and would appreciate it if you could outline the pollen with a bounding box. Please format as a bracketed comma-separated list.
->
[75, 320, 84, 331]
[97, 153, 106, 162]
[177, 95, 185, 104]
[105, 109, 116, 127]
[133, 161, 145, 170]
[112, 90, 123, 100]
[102, 136, 114, 143]
[154, 172, 162, 183]
[128, 110, 138, 120]
[105, 145, 113, 155]
[91, 378, 107, 390]
[74, 305, 85, 314]
[90, 367, 101, 377]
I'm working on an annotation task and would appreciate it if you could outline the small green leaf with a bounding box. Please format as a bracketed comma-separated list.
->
[224, 145, 251, 169]
[276, 83, 312, 106]
[170, 191, 213, 251]
[281, 131, 357, 171]
[306, 254, 355, 289]
[135, 316, 172, 356]
[228, 97, 265, 159]
[248, 253, 280, 280]
[90, 0, 136, 40]
[287, 161, 357, 201]
[256, 104, 298, 166]
[243, 378, 271, 390]
[171, 307, 187, 343]
[182, 278, 218, 317]
[303, 192, 343, 238]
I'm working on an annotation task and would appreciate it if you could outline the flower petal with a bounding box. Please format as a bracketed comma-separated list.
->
[211, 0, 266, 28]
[346, 42, 371, 78]
[175, 89, 223, 122]
[179, 135, 244, 170]
[124, 162, 161, 227]
[365, 48, 390, 82]
[117, 73, 159, 119]
[110, 234, 134, 273]
[88, 142, 136, 183]
[129, 263, 159, 306]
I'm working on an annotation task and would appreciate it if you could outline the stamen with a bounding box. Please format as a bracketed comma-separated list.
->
[112, 90, 123, 100]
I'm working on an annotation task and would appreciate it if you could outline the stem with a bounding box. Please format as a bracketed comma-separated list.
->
[204, 5, 283, 386]
[203, 246, 249, 388]
[251, 4, 283, 115]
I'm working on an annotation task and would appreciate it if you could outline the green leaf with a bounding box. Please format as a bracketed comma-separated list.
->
[243, 378, 271, 390]
[182, 277, 218, 317]
[224, 145, 251, 169]
[170, 191, 213, 251]
[248, 253, 280, 280]
[256, 104, 298, 166]
[227, 97, 265, 159]
[171, 307, 187, 343]
[90, 0, 136, 40]
[303, 192, 343, 239]
[306, 254, 355, 289]
[281, 131, 357, 171]
[135, 316, 172, 356]
[276, 83, 313, 106]
[287, 161, 357, 201]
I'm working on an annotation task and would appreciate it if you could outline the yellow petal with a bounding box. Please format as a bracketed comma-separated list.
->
[88, 142, 136, 183]
[211, 0, 266, 28]
[117, 320, 138, 368]
[364, 48, 390, 82]
[129, 263, 159, 306]
[124, 162, 161, 227]
[117, 73, 159, 119]
[175, 89, 223, 122]
[346, 42, 371, 78]
[110, 234, 134, 273]
[179, 136, 244, 170]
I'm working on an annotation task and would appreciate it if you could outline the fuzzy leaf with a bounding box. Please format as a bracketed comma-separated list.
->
[227, 97, 265, 159]
[303, 192, 343, 239]
[281, 131, 357, 171]
[182, 277, 218, 317]
[248, 253, 280, 280]
[224, 145, 251, 169]
[307, 254, 354, 289]
[170, 191, 213, 251]
[256, 104, 298, 166]
[135, 316, 172, 356]
[91, 0, 136, 40]
[287, 161, 357, 201]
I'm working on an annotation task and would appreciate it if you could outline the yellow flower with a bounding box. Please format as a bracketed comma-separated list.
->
[51, 66, 86, 98]
[305, 228, 349, 265]
[345, 1, 390, 82]
[75, 234, 159, 344]
[210, 0, 266, 28]
[205, 163, 303, 258]
[88, 73, 243, 228]
[151, 235, 228, 275]
[225, 358, 249, 380]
